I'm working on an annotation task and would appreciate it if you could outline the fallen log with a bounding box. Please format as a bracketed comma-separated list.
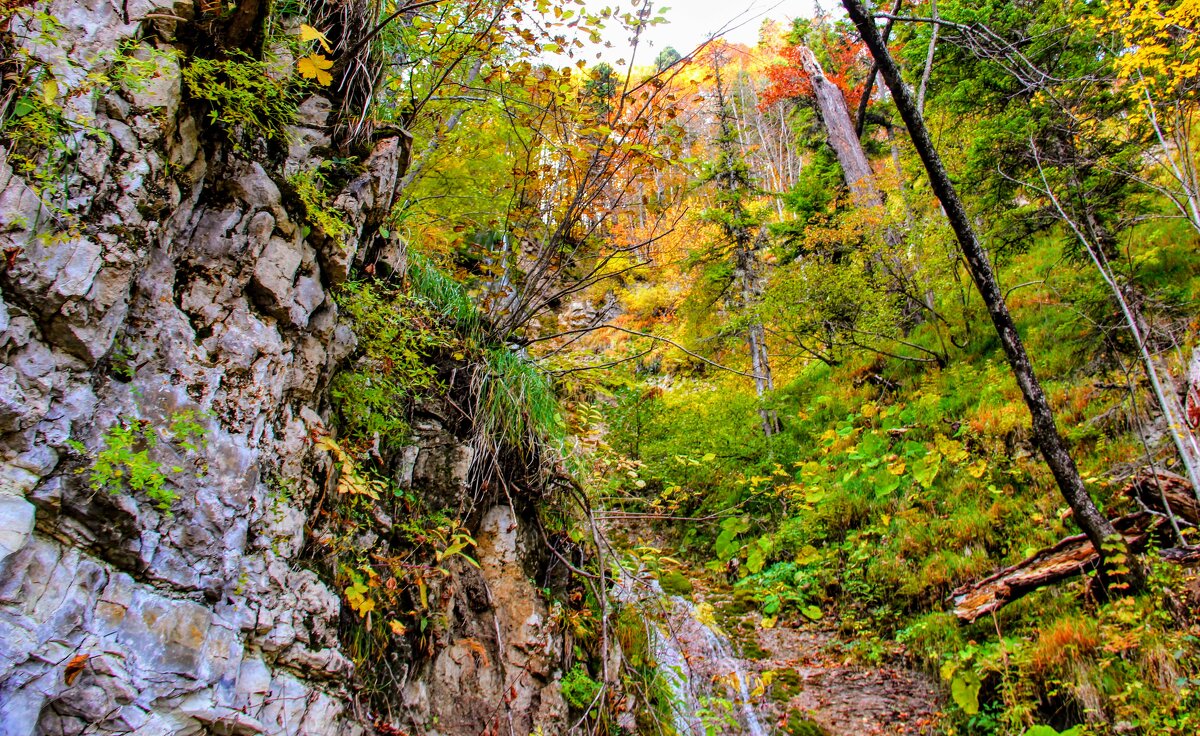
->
[1122, 469, 1200, 525]
[949, 513, 1161, 623]
[1160, 546, 1200, 565]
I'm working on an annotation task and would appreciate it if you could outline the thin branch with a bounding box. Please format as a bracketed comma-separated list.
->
[543, 350, 654, 377]
[525, 325, 766, 380]
[344, 0, 446, 62]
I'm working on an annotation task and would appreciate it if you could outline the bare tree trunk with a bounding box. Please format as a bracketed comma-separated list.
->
[916, 0, 939, 114]
[842, 0, 1145, 591]
[799, 46, 882, 206]
[748, 321, 780, 436]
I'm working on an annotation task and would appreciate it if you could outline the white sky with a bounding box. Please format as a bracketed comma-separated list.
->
[582, 1, 823, 63]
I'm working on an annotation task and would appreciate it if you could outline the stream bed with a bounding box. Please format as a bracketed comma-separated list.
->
[614, 566, 943, 736]
[607, 519, 943, 735]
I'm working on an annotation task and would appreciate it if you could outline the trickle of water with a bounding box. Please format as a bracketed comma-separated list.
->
[615, 572, 771, 736]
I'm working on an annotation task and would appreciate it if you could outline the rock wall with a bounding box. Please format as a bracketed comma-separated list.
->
[0, 3, 568, 734]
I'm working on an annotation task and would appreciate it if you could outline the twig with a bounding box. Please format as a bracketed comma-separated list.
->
[524, 325, 766, 380]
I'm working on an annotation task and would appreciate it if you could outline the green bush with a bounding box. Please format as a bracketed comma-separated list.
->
[331, 280, 455, 449]
[181, 51, 295, 144]
[288, 167, 352, 247]
[561, 664, 602, 710]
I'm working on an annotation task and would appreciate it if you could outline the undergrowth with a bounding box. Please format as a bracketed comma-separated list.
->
[591, 231, 1200, 735]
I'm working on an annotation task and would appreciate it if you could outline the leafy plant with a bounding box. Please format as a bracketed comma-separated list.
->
[316, 435, 384, 500]
[288, 166, 352, 246]
[180, 50, 296, 144]
[66, 411, 209, 513]
[330, 280, 455, 449]
[562, 664, 602, 710]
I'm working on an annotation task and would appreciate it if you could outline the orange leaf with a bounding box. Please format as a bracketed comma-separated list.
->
[64, 654, 89, 685]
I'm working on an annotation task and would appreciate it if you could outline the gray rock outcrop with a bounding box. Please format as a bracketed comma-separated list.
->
[0, 3, 569, 735]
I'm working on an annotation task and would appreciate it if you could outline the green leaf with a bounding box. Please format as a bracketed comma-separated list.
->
[746, 544, 765, 574]
[762, 595, 781, 615]
[874, 471, 902, 499]
[801, 604, 822, 621]
[1024, 727, 1083, 736]
[951, 670, 982, 715]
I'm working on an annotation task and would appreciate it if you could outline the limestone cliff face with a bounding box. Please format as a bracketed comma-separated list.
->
[0, 3, 567, 734]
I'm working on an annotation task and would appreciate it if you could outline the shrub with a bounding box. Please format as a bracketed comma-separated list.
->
[181, 50, 295, 144]
[561, 664, 602, 710]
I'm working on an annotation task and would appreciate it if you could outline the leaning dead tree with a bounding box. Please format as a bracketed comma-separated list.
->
[841, 0, 1145, 591]
[798, 46, 881, 207]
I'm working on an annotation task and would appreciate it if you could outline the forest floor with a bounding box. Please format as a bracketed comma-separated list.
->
[610, 522, 945, 735]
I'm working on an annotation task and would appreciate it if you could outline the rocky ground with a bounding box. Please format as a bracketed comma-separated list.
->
[746, 619, 943, 735]
[612, 522, 944, 735]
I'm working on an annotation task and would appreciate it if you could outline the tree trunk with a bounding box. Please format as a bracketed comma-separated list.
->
[748, 321, 780, 436]
[798, 46, 882, 207]
[841, 0, 1145, 591]
[855, 0, 904, 139]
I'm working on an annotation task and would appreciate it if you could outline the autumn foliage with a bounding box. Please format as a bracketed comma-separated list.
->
[761, 36, 867, 111]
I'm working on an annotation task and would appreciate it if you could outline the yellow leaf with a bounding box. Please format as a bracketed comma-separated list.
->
[297, 53, 334, 86]
[42, 78, 58, 105]
[299, 23, 333, 53]
[389, 620, 407, 636]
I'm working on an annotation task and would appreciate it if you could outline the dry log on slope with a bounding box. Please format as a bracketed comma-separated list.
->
[948, 471, 1200, 622]
[948, 513, 1162, 623]
[1123, 469, 1200, 525]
